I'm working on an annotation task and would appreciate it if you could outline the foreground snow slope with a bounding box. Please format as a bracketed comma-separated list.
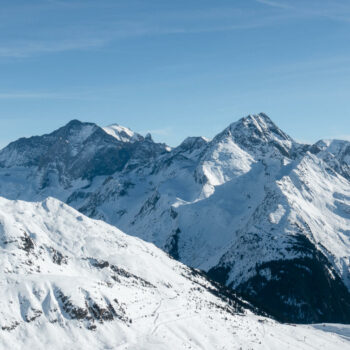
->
[1, 114, 350, 323]
[0, 196, 349, 350]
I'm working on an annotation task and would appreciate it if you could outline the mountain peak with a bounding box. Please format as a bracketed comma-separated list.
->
[231, 113, 292, 142]
[103, 124, 143, 143]
[145, 132, 153, 141]
[177, 136, 209, 153]
[64, 119, 85, 127]
[241, 112, 272, 124]
[211, 113, 295, 159]
[53, 119, 98, 142]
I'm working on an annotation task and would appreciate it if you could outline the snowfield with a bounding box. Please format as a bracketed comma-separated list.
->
[0, 196, 349, 349]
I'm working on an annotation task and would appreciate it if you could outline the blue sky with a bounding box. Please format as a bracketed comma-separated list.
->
[1, 0, 350, 147]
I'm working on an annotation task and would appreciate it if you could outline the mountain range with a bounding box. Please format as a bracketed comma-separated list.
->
[1, 113, 350, 325]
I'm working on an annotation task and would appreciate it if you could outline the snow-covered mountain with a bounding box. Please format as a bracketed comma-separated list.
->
[103, 123, 144, 143]
[1, 196, 349, 349]
[0, 119, 168, 190]
[1, 113, 350, 323]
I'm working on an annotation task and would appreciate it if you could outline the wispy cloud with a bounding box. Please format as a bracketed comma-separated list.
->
[256, 0, 291, 10]
[0, 1, 297, 59]
[2, 0, 350, 59]
[256, 0, 350, 22]
[0, 22, 286, 59]
[0, 91, 78, 99]
[0, 37, 109, 58]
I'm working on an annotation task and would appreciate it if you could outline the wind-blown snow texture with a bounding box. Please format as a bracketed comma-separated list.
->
[1, 196, 349, 349]
[1, 113, 350, 324]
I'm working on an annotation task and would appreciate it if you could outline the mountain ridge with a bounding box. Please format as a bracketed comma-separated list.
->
[1, 114, 350, 323]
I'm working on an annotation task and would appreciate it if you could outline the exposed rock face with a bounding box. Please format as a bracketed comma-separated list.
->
[209, 234, 350, 323]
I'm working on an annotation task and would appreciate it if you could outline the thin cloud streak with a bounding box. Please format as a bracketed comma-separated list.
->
[0, 1, 297, 59]
[2, 1, 350, 59]
[0, 17, 292, 58]
[255, 0, 291, 10]
[256, 0, 350, 22]
[0, 38, 108, 58]
[0, 92, 79, 99]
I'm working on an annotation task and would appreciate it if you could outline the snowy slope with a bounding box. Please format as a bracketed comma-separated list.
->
[1, 114, 350, 323]
[312, 139, 350, 181]
[103, 124, 144, 143]
[209, 152, 350, 322]
[1, 196, 349, 350]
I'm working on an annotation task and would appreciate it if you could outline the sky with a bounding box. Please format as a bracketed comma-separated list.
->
[1, 0, 350, 148]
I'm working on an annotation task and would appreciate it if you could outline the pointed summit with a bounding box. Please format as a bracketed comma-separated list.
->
[145, 133, 153, 142]
[230, 113, 292, 143]
[52, 119, 98, 144]
[213, 113, 295, 159]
